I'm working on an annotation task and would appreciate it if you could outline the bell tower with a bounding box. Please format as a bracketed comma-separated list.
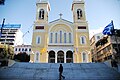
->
[36, 0, 50, 23]
[72, 0, 91, 63]
[31, 0, 51, 63]
[72, 0, 86, 23]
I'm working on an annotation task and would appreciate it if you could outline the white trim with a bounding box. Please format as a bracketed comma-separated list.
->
[33, 30, 45, 32]
[76, 29, 88, 32]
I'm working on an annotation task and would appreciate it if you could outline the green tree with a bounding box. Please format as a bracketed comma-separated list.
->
[13, 52, 30, 62]
[0, 44, 14, 60]
[0, 44, 14, 66]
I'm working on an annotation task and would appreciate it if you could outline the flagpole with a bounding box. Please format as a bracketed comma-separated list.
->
[1, 18, 5, 36]
[112, 20, 120, 62]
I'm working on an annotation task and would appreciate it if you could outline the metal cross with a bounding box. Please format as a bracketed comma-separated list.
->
[59, 13, 63, 19]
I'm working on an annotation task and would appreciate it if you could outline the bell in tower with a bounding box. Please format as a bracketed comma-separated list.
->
[72, 0, 86, 22]
[36, 0, 50, 23]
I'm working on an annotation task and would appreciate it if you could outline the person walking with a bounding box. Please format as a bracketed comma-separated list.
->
[59, 64, 65, 80]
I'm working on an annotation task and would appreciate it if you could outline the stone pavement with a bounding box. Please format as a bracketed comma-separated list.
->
[0, 62, 120, 80]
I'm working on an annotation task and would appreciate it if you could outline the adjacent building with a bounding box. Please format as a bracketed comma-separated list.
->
[90, 33, 103, 62]
[14, 44, 32, 55]
[31, 0, 91, 63]
[90, 33, 120, 62]
[0, 24, 23, 47]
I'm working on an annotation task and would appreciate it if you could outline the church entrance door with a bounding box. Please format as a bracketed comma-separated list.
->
[57, 51, 64, 63]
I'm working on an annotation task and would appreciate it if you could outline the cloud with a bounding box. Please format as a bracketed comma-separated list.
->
[89, 27, 104, 39]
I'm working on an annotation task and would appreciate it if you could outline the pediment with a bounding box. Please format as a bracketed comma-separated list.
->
[49, 18, 73, 26]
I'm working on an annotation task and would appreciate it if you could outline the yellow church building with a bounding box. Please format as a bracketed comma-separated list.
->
[31, 0, 91, 63]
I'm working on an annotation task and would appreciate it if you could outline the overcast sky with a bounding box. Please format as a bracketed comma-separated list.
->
[0, 0, 120, 45]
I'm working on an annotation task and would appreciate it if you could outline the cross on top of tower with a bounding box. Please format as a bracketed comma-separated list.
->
[59, 13, 63, 19]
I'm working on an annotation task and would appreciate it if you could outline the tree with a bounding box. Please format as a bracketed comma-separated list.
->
[13, 52, 30, 62]
[0, 44, 14, 66]
[0, 44, 14, 59]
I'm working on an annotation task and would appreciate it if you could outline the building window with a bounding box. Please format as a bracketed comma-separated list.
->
[77, 9, 82, 19]
[19, 48, 21, 51]
[80, 36, 86, 44]
[39, 9, 44, 19]
[78, 26, 86, 29]
[36, 52, 39, 62]
[22, 48, 24, 51]
[35, 26, 44, 29]
[36, 36, 41, 44]
[69, 33, 72, 43]
[50, 33, 53, 43]
[97, 36, 100, 40]
[60, 31, 62, 43]
[83, 53, 87, 62]
[64, 33, 66, 43]
[15, 48, 17, 51]
[25, 48, 27, 51]
[55, 33, 57, 43]
[29, 48, 31, 51]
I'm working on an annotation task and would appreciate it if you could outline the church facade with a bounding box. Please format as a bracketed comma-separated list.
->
[30, 0, 91, 63]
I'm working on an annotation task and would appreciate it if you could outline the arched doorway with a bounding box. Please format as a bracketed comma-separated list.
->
[57, 51, 64, 63]
[48, 51, 55, 63]
[66, 51, 73, 63]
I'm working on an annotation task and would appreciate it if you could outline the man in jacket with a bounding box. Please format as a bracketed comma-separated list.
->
[59, 64, 65, 80]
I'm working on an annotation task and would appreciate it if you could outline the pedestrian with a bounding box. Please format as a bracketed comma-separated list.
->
[59, 64, 65, 80]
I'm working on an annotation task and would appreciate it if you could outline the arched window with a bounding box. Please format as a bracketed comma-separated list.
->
[64, 33, 66, 43]
[82, 52, 87, 63]
[35, 52, 40, 62]
[80, 36, 86, 44]
[69, 33, 72, 43]
[60, 31, 62, 43]
[36, 36, 41, 44]
[39, 9, 44, 19]
[15, 48, 17, 51]
[77, 9, 82, 19]
[50, 33, 53, 43]
[55, 33, 57, 43]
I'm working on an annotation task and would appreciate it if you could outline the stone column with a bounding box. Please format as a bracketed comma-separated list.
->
[55, 52, 57, 63]
[64, 52, 66, 63]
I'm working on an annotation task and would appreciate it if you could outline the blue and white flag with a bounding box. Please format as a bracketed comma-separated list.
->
[102, 21, 114, 35]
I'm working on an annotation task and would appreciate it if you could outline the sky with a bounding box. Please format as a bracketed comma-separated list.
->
[0, 0, 120, 45]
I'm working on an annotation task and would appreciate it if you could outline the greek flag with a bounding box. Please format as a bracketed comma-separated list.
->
[102, 21, 114, 35]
